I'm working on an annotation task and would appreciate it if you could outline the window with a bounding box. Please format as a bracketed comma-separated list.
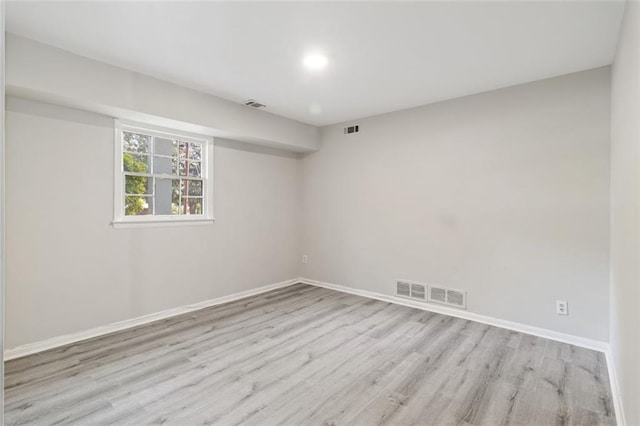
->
[113, 120, 214, 227]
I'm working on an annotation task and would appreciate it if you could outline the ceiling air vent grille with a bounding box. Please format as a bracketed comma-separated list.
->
[244, 99, 266, 108]
[344, 125, 359, 134]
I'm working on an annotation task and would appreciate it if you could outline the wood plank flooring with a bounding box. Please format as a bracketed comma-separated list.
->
[5, 284, 615, 425]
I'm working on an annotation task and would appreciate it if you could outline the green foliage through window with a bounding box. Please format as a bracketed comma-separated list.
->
[123, 153, 149, 215]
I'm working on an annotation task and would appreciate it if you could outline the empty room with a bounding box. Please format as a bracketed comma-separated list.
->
[0, 0, 638, 425]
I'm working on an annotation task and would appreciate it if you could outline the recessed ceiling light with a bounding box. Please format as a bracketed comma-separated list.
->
[303, 53, 328, 71]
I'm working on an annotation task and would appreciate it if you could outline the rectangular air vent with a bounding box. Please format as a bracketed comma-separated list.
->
[396, 281, 411, 298]
[428, 285, 466, 309]
[396, 280, 426, 301]
[411, 284, 426, 300]
[344, 125, 359, 134]
[429, 287, 447, 304]
[244, 99, 266, 108]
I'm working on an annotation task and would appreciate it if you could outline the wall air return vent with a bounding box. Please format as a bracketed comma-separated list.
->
[396, 281, 411, 298]
[396, 280, 426, 301]
[244, 99, 266, 108]
[344, 125, 359, 134]
[428, 285, 467, 309]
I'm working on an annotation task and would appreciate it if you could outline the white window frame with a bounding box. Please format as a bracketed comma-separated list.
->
[112, 119, 214, 229]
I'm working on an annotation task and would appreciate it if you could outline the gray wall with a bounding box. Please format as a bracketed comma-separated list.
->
[301, 68, 611, 342]
[5, 97, 301, 349]
[5, 34, 319, 152]
[610, 1, 640, 424]
[6, 67, 615, 352]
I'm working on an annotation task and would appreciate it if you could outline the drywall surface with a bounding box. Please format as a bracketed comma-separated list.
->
[1, 2, 6, 417]
[301, 68, 611, 342]
[610, 1, 640, 424]
[4, 34, 318, 153]
[5, 97, 300, 348]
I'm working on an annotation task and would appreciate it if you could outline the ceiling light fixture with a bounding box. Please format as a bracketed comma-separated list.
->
[303, 53, 328, 71]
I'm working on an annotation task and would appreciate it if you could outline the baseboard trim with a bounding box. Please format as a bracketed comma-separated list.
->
[298, 277, 609, 353]
[605, 349, 627, 426]
[4, 278, 299, 361]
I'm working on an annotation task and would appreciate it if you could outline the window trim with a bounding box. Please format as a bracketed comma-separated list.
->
[112, 119, 214, 228]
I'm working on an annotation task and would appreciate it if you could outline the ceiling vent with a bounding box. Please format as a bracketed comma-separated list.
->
[428, 285, 466, 309]
[396, 280, 426, 301]
[344, 125, 359, 134]
[244, 99, 266, 108]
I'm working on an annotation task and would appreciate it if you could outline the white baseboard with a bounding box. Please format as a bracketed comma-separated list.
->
[605, 349, 627, 426]
[4, 278, 299, 361]
[297, 277, 609, 353]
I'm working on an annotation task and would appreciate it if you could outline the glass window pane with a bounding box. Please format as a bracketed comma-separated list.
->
[189, 143, 202, 161]
[189, 161, 201, 177]
[125, 196, 152, 216]
[186, 180, 203, 196]
[189, 198, 203, 215]
[172, 159, 187, 176]
[123, 153, 149, 173]
[154, 156, 172, 174]
[177, 141, 188, 159]
[172, 179, 181, 208]
[182, 197, 203, 215]
[154, 178, 175, 215]
[155, 137, 173, 156]
[123, 132, 150, 154]
[125, 175, 152, 195]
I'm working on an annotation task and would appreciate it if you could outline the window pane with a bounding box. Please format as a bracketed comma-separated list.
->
[173, 159, 187, 176]
[182, 197, 203, 215]
[177, 141, 188, 159]
[125, 196, 152, 216]
[155, 137, 173, 156]
[125, 175, 152, 195]
[186, 180, 203, 196]
[189, 143, 202, 161]
[154, 156, 172, 175]
[189, 161, 201, 177]
[123, 153, 150, 173]
[172, 179, 181, 207]
[155, 178, 175, 215]
[123, 132, 150, 154]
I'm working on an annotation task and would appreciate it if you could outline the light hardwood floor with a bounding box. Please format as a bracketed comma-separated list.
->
[5, 283, 615, 425]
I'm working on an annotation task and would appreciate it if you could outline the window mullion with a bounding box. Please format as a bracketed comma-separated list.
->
[150, 137, 156, 215]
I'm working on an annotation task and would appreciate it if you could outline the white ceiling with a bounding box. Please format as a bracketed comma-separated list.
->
[6, 1, 625, 127]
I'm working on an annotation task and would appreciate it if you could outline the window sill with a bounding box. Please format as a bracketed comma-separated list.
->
[112, 218, 215, 229]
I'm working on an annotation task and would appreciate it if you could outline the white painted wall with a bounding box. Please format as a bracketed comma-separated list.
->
[5, 97, 300, 349]
[1, 0, 6, 418]
[610, 1, 640, 424]
[5, 34, 319, 153]
[301, 68, 611, 342]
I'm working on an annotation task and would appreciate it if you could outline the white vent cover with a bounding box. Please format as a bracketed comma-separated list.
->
[344, 125, 359, 134]
[396, 280, 426, 301]
[397, 280, 466, 309]
[244, 99, 266, 108]
[429, 287, 447, 304]
[411, 284, 426, 300]
[428, 285, 466, 309]
[396, 281, 411, 298]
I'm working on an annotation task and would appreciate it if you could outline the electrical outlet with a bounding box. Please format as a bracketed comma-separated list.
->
[556, 300, 568, 315]
[302, 255, 308, 264]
